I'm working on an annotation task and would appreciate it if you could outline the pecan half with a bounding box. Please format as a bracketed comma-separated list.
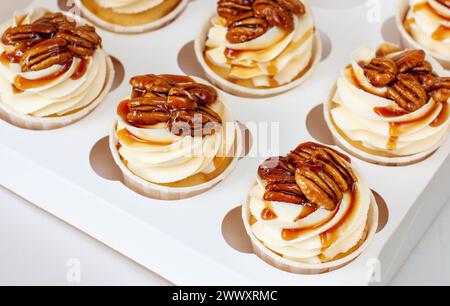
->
[387, 74, 428, 112]
[56, 25, 101, 57]
[274, 0, 305, 14]
[169, 107, 221, 137]
[394, 50, 426, 73]
[294, 146, 356, 211]
[218, 0, 254, 21]
[430, 77, 450, 103]
[364, 58, 397, 87]
[34, 12, 77, 29]
[20, 37, 73, 72]
[258, 156, 295, 182]
[414, 73, 437, 91]
[226, 12, 269, 43]
[176, 83, 219, 105]
[130, 74, 173, 97]
[2, 23, 56, 46]
[253, 0, 295, 32]
[126, 97, 170, 126]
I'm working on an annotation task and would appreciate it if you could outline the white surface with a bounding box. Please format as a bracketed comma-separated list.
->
[0, 0, 450, 286]
[0, 185, 448, 286]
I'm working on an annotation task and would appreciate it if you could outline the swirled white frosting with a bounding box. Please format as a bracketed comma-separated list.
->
[246, 163, 371, 264]
[405, 0, 450, 57]
[330, 45, 450, 157]
[205, 0, 315, 88]
[95, 0, 164, 14]
[0, 9, 109, 118]
[116, 92, 237, 184]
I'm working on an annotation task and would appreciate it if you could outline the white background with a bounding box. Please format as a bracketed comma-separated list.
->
[0, 0, 449, 286]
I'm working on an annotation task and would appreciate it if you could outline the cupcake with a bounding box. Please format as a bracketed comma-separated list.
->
[195, 0, 321, 98]
[397, 0, 450, 69]
[325, 43, 450, 166]
[110, 74, 242, 200]
[75, 0, 189, 33]
[242, 142, 378, 274]
[0, 8, 114, 130]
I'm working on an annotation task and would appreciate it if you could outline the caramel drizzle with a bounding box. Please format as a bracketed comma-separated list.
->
[13, 62, 72, 91]
[381, 102, 448, 151]
[411, 2, 450, 41]
[1, 52, 90, 91]
[281, 187, 357, 248]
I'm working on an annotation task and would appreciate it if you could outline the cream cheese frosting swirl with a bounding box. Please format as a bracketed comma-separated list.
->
[246, 142, 371, 264]
[115, 75, 237, 185]
[404, 0, 450, 58]
[205, 0, 315, 88]
[94, 0, 166, 14]
[0, 8, 109, 118]
[330, 44, 450, 157]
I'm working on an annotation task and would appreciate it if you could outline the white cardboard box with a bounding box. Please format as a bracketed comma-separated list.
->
[0, 0, 449, 285]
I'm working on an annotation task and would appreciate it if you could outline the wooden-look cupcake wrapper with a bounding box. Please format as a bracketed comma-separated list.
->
[242, 182, 379, 275]
[0, 55, 115, 130]
[194, 14, 322, 98]
[396, 0, 450, 69]
[74, 0, 189, 34]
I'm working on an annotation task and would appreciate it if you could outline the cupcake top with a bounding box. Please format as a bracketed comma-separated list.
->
[0, 8, 109, 118]
[330, 44, 449, 157]
[205, 0, 316, 88]
[115, 74, 237, 185]
[247, 142, 372, 264]
[404, 0, 450, 58]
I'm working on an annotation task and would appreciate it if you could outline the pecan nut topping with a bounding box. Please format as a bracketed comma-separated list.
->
[20, 38, 73, 72]
[2, 23, 56, 46]
[218, 0, 254, 20]
[253, 0, 296, 32]
[34, 12, 77, 28]
[387, 74, 428, 112]
[56, 25, 102, 57]
[258, 143, 356, 210]
[362, 48, 447, 113]
[430, 77, 450, 104]
[394, 50, 426, 73]
[1, 12, 102, 72]
[226, 12, 269, 43]
[364, 58, 397, 87]
[219, 0, 306, 43]
[123, 75, 222, 137]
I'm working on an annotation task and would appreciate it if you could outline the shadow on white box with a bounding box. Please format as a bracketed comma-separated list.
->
[0, 0, 450, 286]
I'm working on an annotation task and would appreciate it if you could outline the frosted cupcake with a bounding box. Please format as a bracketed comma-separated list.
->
[195, 0, 321, 97]
[75, 0, 189, 33]
[110, 74, 242, 200]
[0, 8, 114, 130]
[397, 0, 450, 68]
[325, 43, 450, 166]
[242, 142, 378, 274]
